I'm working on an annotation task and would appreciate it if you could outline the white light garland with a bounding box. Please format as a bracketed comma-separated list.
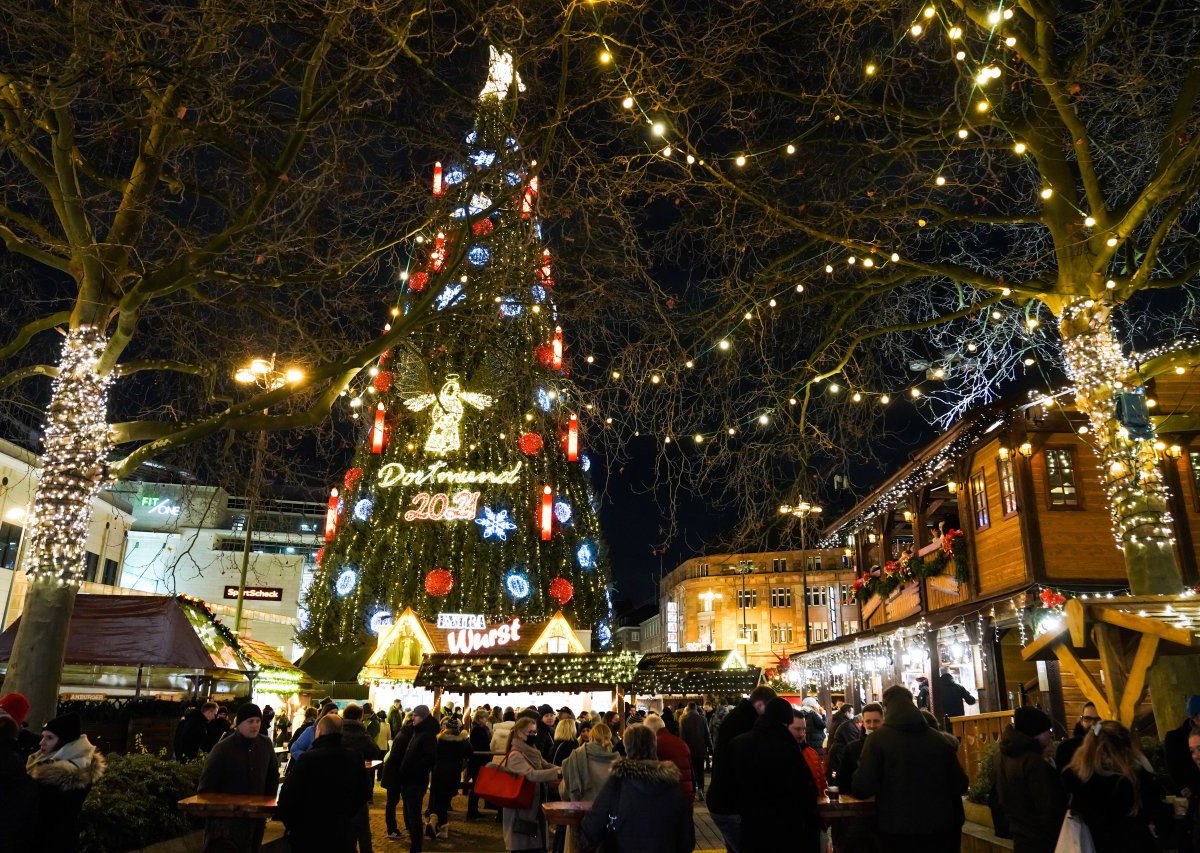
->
[26, 327, 112, 587]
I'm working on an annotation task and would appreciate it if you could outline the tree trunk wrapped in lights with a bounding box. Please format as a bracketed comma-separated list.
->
[3, 327, 113, 722]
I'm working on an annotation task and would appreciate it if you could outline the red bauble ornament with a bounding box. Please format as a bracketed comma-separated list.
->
[549, 577, 574, 606]
[472, 218, 494, 236]
[315, 547, 325, 565]
[409, 271, 429, 292]
[344, 468, 364, 492]
[425, 568, 454, 597]
[518, 433, 544, 456]
[373, 370, 393, 393]
[534, 344, 556, 368]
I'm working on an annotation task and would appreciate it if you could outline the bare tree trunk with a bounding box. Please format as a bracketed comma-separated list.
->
[3, 327, 111, 729]
[1058, 300, 1200, 730]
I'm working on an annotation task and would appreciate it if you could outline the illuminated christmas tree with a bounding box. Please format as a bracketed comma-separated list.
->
[299, 48, 613, 648]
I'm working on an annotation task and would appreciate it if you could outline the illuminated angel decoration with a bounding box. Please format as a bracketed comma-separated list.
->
[479, 45, 525, 101]
[403, 374, 494, 456]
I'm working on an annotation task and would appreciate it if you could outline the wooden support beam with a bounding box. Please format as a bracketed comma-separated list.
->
[1066, 598, 1088, 649]
[1020, 622, 1068, 662]
[1092, 623, 1127, 716]
[1090, 606, 1198, 647]
[1118, 634, 1160, 726]
[1053, 644, 1113, 720]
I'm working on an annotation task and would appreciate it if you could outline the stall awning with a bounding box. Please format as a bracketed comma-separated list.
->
[632, 650, 762, 696]
[238, 636, 315, 691]
[0, 594, 236, 671]
[414, 651, 639, 692]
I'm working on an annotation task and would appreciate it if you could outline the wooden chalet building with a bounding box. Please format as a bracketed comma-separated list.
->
[797, 366, 1200, 732]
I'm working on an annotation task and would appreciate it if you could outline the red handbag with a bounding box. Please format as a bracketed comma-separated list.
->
[473, 751, 536, 809]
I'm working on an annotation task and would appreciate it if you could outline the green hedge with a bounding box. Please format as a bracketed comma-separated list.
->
[81, 739, 202, 853]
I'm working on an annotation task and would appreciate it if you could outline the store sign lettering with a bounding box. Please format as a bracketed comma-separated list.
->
[377, 460, 523, 489]
[223, 586, 284, 601]
[139, 496, 181, 516]
[446, 616, 522, 654]
[437, 612, 487, 630]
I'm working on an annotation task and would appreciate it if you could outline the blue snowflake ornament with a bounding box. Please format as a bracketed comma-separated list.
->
[476, 506, 517, 540]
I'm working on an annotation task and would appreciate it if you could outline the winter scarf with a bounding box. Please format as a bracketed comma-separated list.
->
[27, 735, 105, 791]
[510, 735, 554, 770]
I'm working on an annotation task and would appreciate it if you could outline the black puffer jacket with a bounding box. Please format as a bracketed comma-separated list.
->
[730, 716, 819, 853]
[277, 733, 370, 852]
[851, 697, 967, 836]
[1, 734, 38, 851]
[383, 714, 438, 789]
[994, 726, 1066, 853]
[825, 718, 862, 784]
[581, 757, 694, 853]
[339, 719, 383, 801]
[705, 698, 757, 814]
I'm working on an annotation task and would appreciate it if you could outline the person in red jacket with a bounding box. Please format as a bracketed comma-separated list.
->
[643, 711, 695, 808]
[789, 710, 825, 800]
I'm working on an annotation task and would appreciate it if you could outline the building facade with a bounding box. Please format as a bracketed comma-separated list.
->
[798, 367, 1200, 728]
[660, 549, 855, 670]
[0, 438, 132, 629]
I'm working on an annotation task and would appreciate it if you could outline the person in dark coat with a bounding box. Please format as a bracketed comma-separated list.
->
[0, 715, 39, 851]
[0, 691, 44, 760]
[1064, 719, 1172, 853]
[581, 723, 694, 853]
[425, 718, 471, 839]
[382, 704, 438, 851]
[173, 700, 217, 761]
[916, 676, 931, 711]
[1054, 702, 1099, 771]
[197, 703, 279, 851]
[551, 718, 580, 767]
[388, 700, 405, 737]
[852, 686, 967, 852]
[276, 714, 371, 852]
[340, 703, 383, 853]
[706, 686, 776, 853]
[536, 704, 558, 762]
[825, 711, 863, 784]
[800, 697, 827, 754]
[829, 703, 883, 853]
[937, 670, 976, 719]
[465, 708, 494, 818]
[730, 698, 819, 853]
[644, 712, 695, 807]
[290, 706, 318, 749]
[203, 704, 231, 753]
[26, 713, 106, 853]
[680, 702, 710, 799]
[827, 704, 855, 747]
[1165, 695, 1200, 796]
[994, 707, 1067, 853]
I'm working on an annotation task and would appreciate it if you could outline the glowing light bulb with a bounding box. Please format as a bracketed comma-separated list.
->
[1106, 236, 1118, 247]
[955, 50, 966, 60]
[863, 258, 874, 267]
[1084, 216, 1095, 227]
[852, 392, 862, 402]
[719, 339, 731, 351]
[911, 24, 923, 36]
[1176, 365, 1186, 375]
[1013, 141, 1027, 154]
[1106, 279, 1116, 289]
[1040, 187, 1053, 199]
[976, 100, 991, 112]
[796, 284, 805, 292]
[880, 394, 890, 405]
[786, 144, 796, 154]
[686, 154, 696, 164]
[829, 383, 840, 393]
[825, 264, 834, 273]
[957, 128, 969, 139]
[865, 64, 877, 76]
[685, 359, 695, 368]
[891, 253, 900, 262]
[1027, 318, 1040, 329]
[599, 50, 612, 64]
[911, 387, 922, 398]
[935, 175, 947, 186]
[1005, 36, 1016, 46]
[992, 310, 1002, 319]
[611, 370, 622, 379]
[735, 155, 747, 167]
[651, 121, 666, 136]
[923, 6, 935, 17]
[987, 10, 1001, 25]
[758, 414, 769, 425]
[949, 26, 962, 38]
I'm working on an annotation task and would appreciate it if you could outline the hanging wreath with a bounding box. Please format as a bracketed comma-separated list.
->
[425, 568, 454, 597]
[549, 577, 574, 606]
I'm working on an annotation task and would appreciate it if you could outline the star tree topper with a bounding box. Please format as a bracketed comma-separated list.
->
[479, 46, 525, 101]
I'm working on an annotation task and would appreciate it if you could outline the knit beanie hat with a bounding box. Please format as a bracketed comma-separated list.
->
[44, 713, 82, 745]
[538, 704, 554, 717]
[412, 704, 431, 719]
[235, 703, 263, 725]
[0, 692, 30, 726]
[1013, 707, 1053, 737]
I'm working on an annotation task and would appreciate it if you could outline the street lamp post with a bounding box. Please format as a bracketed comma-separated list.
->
[232, 355, 303, 635]
[780, 499, 823, 645]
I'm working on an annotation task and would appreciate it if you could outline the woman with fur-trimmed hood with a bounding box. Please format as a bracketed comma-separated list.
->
[582, 723, 695, 853]
[27, 713, 105, 852]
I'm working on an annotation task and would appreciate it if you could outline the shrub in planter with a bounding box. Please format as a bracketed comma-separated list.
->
[80, 738, 202, 853]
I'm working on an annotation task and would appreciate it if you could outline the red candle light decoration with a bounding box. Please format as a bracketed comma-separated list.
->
[540, 485, 553, 541]
[433, 161, 443, 197]
[371, 403, 386, 454]
[552, 326, 564, 369]
[324, 488, 339, 541]
[430, 232, 446, 271]
[567, 414, 579, 461]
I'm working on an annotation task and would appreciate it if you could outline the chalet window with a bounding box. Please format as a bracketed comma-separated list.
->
[971, 470, 990, 530]
[997, 455, 1018, 516]
[0, 523, 21, 570]
[738, 623, 759, 643]
[545, 636, 570, 654]
[1045, 448, 1080, 507]
[771, 623, 794, 644]
[736, 589, 757, 608]
[770, 587, 793, 608]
